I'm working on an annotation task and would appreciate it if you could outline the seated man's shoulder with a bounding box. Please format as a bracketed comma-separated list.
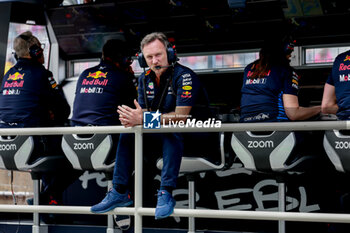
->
[175, 64, 197, 80]
[176, 63, 194, 72]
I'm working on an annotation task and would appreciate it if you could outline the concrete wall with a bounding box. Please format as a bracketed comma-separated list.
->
[0, 170, 33, 205]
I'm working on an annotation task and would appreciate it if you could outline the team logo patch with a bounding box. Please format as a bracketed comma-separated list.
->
[148, 82, 154, 89]
[82, 79, 108, 86]
[339, 63, 350, 71]
[145, 70, 152, 76]
[244, 113, 270, 122]
[245, 78, 266, 85]
[86, 71, 108, 79]
[183, 81, 192, 85]
[143, 110, 161, 129]
[344, 55, 350, 62]
[80, 87, 104, 94]
[181, 91, 192, 98]
[247, 70, 270, 78]
[8, 72, 24, 81]
[48, 76, 58, 89]
[4, 81, 24, 88]
[339, 74, 350, 82]
[2, 89, 20, 95]
[182, 85, 192, 90]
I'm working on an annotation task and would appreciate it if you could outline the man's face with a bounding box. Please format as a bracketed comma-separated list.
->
[37, 52, 45, 64]
[142, 39, 169, 76]
[286, 54, 292, 61]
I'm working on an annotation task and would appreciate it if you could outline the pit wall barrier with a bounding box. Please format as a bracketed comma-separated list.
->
[0, 121, 349, 233]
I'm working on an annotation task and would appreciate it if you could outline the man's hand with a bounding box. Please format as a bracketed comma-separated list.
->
[118, 99, 143, 128]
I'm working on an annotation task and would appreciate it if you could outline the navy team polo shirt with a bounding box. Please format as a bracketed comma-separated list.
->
[0, 58, 62, 127]
[72, 61, 136, 126]
[326, 50, 350, 120]
[138, 63, 212, 120]
[240, 62, 299, 122]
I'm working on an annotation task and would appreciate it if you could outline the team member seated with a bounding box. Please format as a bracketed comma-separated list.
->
[240, 39, 320, 123]
[90, 32, 213, 219]
[71, 38, 137, 127]
[0, 31, 72, 207]
[321, 48, 350, 119]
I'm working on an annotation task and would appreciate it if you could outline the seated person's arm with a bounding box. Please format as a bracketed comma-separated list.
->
[44, 71, 70, 125]
[118, 102, 192, 127]
[283, 94, 321, 121]
[321, 83, 338, 114]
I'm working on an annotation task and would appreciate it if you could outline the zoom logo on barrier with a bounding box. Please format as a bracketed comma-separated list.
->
[0, 144, 17, 151]
[143, 110, 161, 129]
[248, 140, 274, 148]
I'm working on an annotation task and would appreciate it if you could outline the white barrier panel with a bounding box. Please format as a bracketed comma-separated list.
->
[1, 121, 350, 232]
[0, 121, 348, 135]
[1, 205, 350, 224]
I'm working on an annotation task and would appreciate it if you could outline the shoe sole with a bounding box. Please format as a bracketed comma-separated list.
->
[90, 201, 133, 214]
[114, 215, 131, 230]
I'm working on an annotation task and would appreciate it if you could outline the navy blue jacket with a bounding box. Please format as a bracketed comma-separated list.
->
[326, 50, 350, 120]
[71, 60, 137, 126]
[240, 62, 299, 122]
[138, 63, 212, 120]
[0, 58, 70, 127]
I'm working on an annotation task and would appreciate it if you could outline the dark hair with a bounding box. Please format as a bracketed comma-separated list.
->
[248, 40, 289, 79]
[102, 39, 131, 64]
[140, 32, 169, 51]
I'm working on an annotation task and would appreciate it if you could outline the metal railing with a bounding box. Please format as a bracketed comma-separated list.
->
[0, 121, 350, 233]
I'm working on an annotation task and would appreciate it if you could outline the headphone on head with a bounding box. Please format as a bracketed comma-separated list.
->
[14, 34, 44, 61]
[107, 53, 132, 67]
[103, 39, 133, 68]
[137, 43, 177, 68]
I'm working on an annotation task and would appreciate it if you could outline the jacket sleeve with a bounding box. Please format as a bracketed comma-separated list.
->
[121, 72, 138, 108]
[44, 70, 71, 126]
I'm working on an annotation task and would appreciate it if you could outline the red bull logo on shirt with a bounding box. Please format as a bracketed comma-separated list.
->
[344, 55, 350, 62]
[82, 79, 108, 86]
[247, 70, 271, 78]
[86, 71, 108, 79]
[4, 80, 24, 88]
[181, 91, 192, 98]
[339, 63, 350, 71]
[8, 72, 24, 81]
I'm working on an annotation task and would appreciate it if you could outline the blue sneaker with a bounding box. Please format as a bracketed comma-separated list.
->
[91, 188, 133, 213]
[155, 190, 176, 220]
